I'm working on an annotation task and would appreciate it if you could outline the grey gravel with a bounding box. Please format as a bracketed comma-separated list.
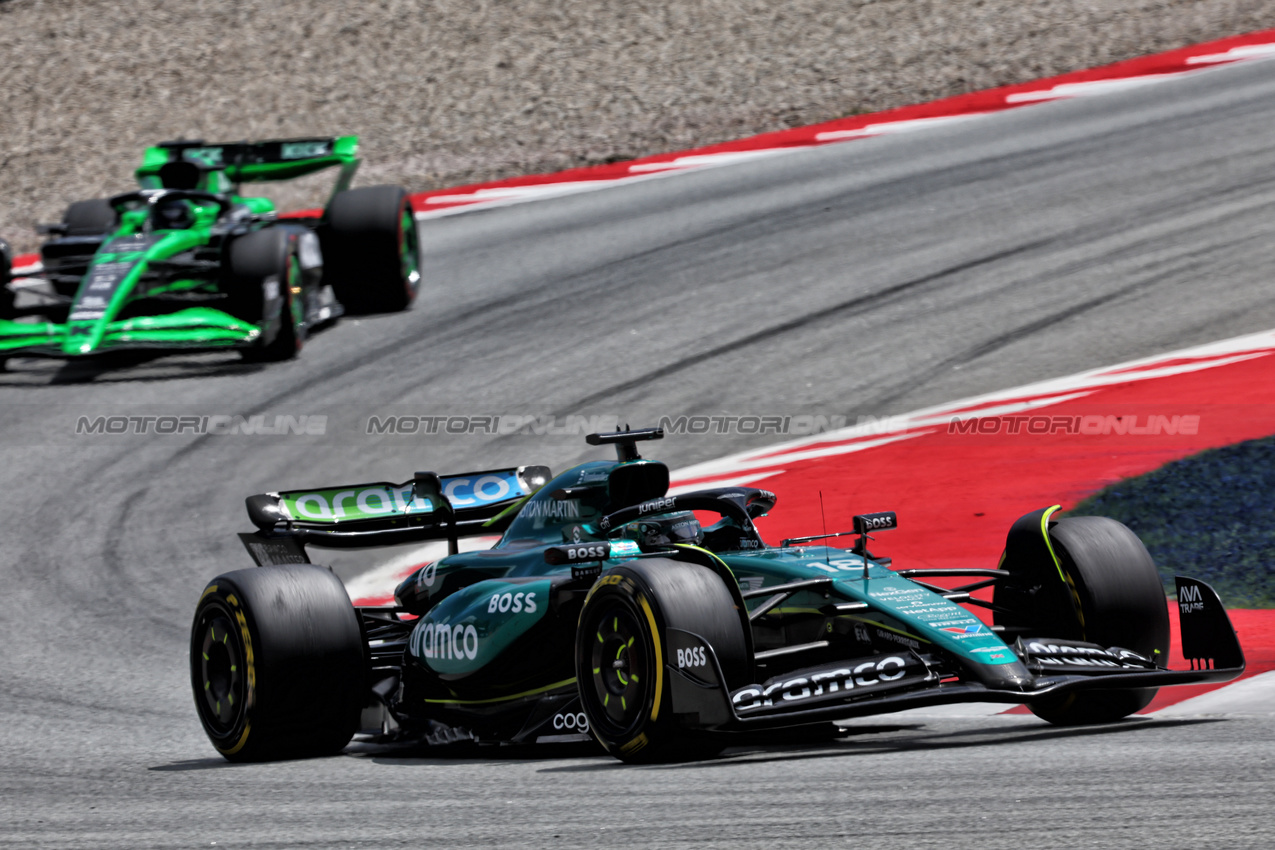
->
[3, 0, 1275, 252]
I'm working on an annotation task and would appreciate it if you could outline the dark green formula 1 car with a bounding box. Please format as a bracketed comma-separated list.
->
[194, 428, 1246, 763]
[0, 136, 419, 365]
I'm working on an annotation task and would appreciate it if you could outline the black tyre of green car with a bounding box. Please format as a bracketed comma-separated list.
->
[321, 185, 420, 314]
[2, 237, 14, 371]
[995, 514, 1170, 725]
[223, 228, 304, 361]
[248, 258, 303, 362]
[190, 564, 367, 762]
[61, 198, 117, 237]
[576, 558, 749, 763]
[0, 236, 13, 321]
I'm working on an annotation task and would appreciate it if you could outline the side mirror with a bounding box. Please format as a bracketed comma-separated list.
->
[852, 512, 897, 534]
[852, 512, 897, 578]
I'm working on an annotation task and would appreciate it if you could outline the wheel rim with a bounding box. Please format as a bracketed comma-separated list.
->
[585, 602, 651, 734]
[399, 204, 421, 297]
[194, 606, 245, 734]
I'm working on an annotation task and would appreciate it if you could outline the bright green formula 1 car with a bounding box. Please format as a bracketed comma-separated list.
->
[0, 136, 420, 365]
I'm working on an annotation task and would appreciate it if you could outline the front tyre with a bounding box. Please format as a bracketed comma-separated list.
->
[996, 513, 1170, 725]
[575, 559, 748, 763]
[190, 565, 366, 762]
[224, 228, 304, 361]
[322, 185, 420, 314]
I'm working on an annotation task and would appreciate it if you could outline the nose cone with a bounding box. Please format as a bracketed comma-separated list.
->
[60, 327, 102, 356]
[969, 658, 1036, 691]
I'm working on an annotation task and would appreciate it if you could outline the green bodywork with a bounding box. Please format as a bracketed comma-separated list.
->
[229, 432, 1243, 752]
[411, 579, 553, 675]
[1, 136, 360, 358]
[382, 458, 1026, 686]
[408, 536, 1016, 679]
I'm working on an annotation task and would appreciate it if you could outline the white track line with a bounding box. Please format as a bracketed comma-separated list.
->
[1154, 671, 1275, 716]
[1005, 72, 1198, 104]
[815, 112, 996, 141]
[670, 330, 1275, 487]
[1187, 43, 1275, 64]
[413, 45, 1275, 222]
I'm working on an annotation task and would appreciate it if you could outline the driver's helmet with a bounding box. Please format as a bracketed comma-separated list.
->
[622, 511, 703, 547]
[153, 197, 193, 230]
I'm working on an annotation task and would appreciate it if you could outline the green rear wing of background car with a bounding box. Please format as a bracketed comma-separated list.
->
[238, 465, 553, 565]
[135, 136, 360, 193]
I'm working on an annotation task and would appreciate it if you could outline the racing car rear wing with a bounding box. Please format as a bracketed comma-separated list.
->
[136, 136, 361, 195]
[238, 465, 551, 565]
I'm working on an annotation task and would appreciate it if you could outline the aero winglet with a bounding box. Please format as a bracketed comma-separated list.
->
[1175, 576, 1245, 672]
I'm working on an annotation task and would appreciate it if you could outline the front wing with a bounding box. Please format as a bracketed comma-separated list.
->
[670, 576, 1245, 731]
[0, 308, 261, 357]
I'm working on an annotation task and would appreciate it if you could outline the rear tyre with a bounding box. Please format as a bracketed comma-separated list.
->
[2, 238, 15, 369]
[62, 198, 117, 237]
[0, 236, 13, 320]
[190, 565, 366, 762]
[576, 558, 749, 763]
[322, 185, 419, 313]
[995, 514, 1170, 725]
[224, 228, 303, 361]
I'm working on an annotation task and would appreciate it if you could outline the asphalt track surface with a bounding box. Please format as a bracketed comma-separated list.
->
[3, 58, 1275, 849]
